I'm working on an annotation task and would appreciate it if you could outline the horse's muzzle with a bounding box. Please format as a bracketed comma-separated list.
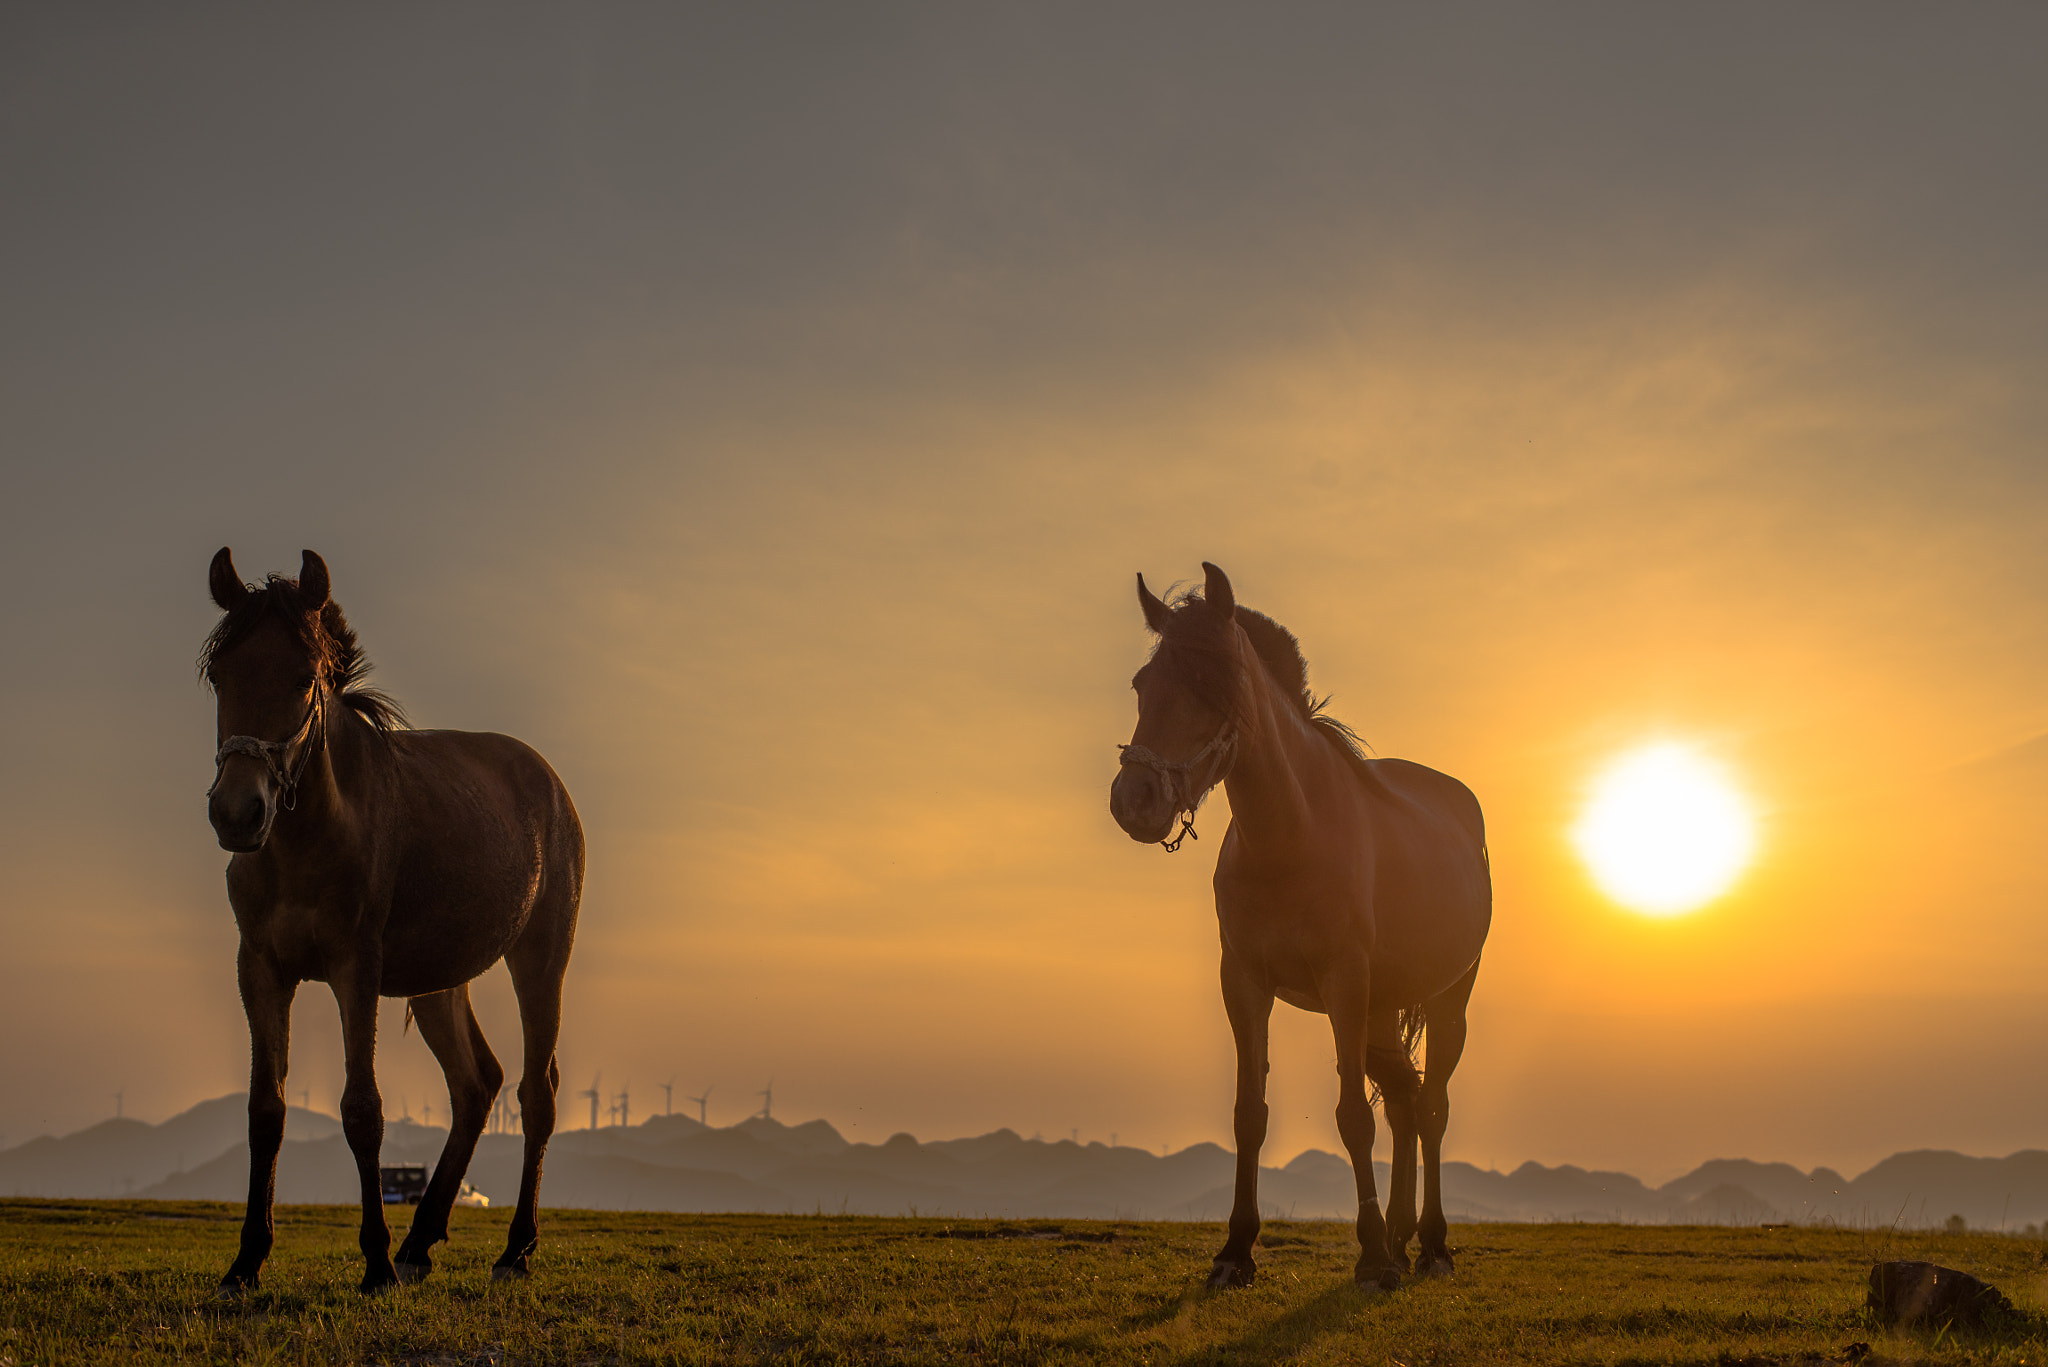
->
[1109, 768, 1177, 845]
[209, 780, 275, 853]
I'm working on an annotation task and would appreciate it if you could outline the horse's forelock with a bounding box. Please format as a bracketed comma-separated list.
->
[198, 576, 318, 680]
[198, 575, 407, 732]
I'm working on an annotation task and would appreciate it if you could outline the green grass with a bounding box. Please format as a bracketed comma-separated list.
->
[5, 1201, 2048, 1364]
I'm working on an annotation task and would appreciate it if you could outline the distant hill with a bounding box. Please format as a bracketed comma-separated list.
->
[6, 1096, 2045, 1230]
[0, 1096, 340, 1197]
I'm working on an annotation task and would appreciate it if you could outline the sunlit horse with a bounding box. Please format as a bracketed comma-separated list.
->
[201, 548, 583, 1293]
[1109, 564, 1489, 1292]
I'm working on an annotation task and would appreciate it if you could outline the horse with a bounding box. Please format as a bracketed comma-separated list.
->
[1108, 563, 1489, 1292]
[200, 548, 584, 1294]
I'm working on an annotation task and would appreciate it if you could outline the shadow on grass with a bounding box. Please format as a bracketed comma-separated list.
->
[1166, 1285, 1370, 1366]
[1122, 1285, 1203, 1332]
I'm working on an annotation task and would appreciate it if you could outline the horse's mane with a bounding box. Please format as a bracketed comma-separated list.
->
[197, 575, 408, 734]
[1153, 587, 1384, 793]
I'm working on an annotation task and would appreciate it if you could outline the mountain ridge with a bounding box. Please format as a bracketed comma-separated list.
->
[4, 1095, 2042, 1230]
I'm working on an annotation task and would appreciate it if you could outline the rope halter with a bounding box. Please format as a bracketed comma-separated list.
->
[209, 688, 325, 813]
[1117, 721, 1239, 852]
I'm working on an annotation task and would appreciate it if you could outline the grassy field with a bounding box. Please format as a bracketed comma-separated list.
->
[5, 1201, 2048, 1364]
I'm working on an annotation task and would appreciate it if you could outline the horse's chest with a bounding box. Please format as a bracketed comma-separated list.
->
[252, 901, 353, 980]
[1217, 892, 1368, 995]
[1236, 927, 1360, 999]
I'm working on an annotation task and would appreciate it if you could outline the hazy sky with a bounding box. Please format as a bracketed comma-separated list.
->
[4, 6, 2046, 1181]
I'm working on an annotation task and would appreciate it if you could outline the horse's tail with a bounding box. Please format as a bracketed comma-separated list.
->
[1399, 1004, 1427, 1070]
[1367, 1005, 1429, 1105]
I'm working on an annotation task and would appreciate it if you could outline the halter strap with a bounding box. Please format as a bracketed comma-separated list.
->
[1117, 721, 1239, 852]
[210, 689, 324, 812]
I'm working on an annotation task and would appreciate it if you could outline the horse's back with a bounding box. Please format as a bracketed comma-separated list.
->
[387, 726, 583, 864]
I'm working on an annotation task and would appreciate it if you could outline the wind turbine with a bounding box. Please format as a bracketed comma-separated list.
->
[687, 1085, 713, 1127]
[112, 1089, 123, 1120]
[660, 1078, 674, 1118]
[757, 1081, 773, 1122]
[615, 1082, 631, 1129]
[580, 1073, 602, 1131]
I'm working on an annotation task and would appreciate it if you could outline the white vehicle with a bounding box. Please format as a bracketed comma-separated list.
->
[454, 1181, 489, 1209]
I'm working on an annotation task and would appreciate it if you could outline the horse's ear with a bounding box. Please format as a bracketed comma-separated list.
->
[209, 547, 248, 611]
[298, 549, 331, 611]
[1136, 573, 1171, 633]
[1201, 562, 1235, 622]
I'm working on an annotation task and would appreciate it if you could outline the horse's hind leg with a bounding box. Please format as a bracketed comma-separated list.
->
[1415, 960, 1480, 1278]
[494, 922, 572, 1281]
[395, 984, 503, 1282]
[1367, 1012, 1422, 1274]
[1324, 960, 1402, 1293]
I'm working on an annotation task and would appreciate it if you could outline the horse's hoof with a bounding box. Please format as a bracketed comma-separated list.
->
[1354, 1265, 1401, 1294]
[491, 1263, 531, 1283]
[1207, 1256, 1256, 1290]
[359, 1267, 400, 1295]
[213, 1279, 254, 1301]
[1416, 1255, 1455, 1279]
[394, 1261, 431, 1285]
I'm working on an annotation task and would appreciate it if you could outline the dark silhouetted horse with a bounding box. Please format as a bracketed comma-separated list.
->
[1110, 563, 1489, 1292]
[201, 548, 583, 1293]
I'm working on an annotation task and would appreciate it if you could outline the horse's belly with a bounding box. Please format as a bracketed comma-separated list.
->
[378, 876, 535, 996]
[1221, 880, 1485, 1012]
[1274, 985, 1327, 1014]
[378, 944, 511, 999]
[1368, 852, 1490, 1001]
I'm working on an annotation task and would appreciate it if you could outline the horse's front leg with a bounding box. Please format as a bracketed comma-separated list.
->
[220, 948, 295, 1293]
[332, 959, 397, 1293]
[1209, 949, 1273, 1290]
[1324, 960, 1401, 1293]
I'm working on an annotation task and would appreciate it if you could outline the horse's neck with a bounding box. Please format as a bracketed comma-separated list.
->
[1218, 661, 1336, 849]
[273, 701, 380, 837]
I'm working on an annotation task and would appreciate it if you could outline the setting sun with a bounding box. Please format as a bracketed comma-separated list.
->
[1573, 742, 1758, 917]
